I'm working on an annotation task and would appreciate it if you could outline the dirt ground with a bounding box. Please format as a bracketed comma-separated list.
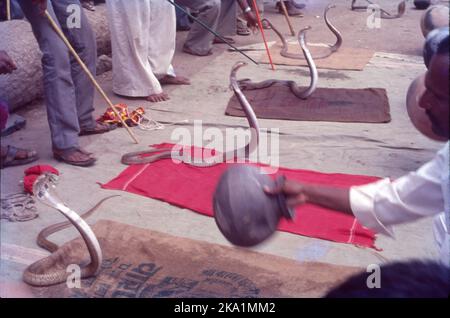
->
[0, 0, 447, 298]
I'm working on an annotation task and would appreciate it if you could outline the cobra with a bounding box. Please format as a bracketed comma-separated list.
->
[267, 4, 342, 60]
[121, 62, 260, 166]
[22, 173, 119, 286]
[237, 26, 318, 100]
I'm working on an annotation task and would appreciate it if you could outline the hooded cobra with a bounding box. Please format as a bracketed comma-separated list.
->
[121, 62, 260, 166]
[236, 26, 318, 99]
[351, 0, 406, 19]
[22, 174, 117, 286]
[268, 4, 342, 60]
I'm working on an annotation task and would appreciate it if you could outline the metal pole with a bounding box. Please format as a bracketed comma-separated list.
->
[251, 0, 276, 70]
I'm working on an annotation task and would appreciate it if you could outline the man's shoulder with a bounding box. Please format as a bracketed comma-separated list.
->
[437, 141, 449, 157]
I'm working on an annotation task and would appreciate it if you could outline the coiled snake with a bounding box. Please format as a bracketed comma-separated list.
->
[268, 4, 343, 60]
[236, 26, 318, 99]
[22, 173, 119, 286]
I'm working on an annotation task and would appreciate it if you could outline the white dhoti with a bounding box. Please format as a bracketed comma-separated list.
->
[106, 0, 176, 97]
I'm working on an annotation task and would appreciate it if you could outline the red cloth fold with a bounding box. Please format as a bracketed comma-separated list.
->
[23, 165, 60, 194]
[102, 143, 380, 249]
[24, 165, 59, 176]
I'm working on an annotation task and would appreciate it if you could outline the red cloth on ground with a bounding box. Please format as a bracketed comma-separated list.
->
[102, 144, 380, 249]
[24, 165, 59, 176]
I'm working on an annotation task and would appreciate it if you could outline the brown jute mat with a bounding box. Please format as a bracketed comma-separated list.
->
[226, 85, 391, 123]
[260, 43, 375, 71]
[30, 220, 361, 298]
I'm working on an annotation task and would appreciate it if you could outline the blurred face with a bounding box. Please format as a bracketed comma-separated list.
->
[418, 53, 449, 139]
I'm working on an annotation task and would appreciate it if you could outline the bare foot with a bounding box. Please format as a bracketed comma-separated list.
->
[159, 75, 191, 86]
[146, 92, 170, 103]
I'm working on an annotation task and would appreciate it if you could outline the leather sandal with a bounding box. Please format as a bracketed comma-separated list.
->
[81, 0, 95, 11]
[79, 122, 117, 136]
[53, 147, 96, 167]
[0, 145, 39, 169]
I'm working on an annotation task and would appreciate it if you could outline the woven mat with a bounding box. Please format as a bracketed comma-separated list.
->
[226, 84, 391, 123]
[30, 220, 361, 298]
[260, 42, 375, 71]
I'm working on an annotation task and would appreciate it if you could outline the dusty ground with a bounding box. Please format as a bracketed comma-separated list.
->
[0, 0, 447, 297]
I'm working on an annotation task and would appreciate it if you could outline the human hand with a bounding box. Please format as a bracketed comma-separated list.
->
[264, 178, 308, 208]
[244, 11, 258, 32]
[0, 51, 17, 75]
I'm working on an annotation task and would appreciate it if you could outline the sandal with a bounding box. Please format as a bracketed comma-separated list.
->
[81, 1, 95, 11]
[79, 122, 117, 136]
[0, 145, 39, 169]
[53, 147, 96, 167]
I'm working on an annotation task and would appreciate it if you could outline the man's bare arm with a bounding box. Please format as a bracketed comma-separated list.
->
[302, 184, 353, 215]
[265, 179, 354, 215]
[237, 0, 258, 29]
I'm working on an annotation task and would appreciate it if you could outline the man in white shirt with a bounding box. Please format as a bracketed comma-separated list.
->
[267, 36, 449, 267]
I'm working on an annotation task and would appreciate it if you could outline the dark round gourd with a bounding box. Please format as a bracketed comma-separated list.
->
[213, 165, 294, 247]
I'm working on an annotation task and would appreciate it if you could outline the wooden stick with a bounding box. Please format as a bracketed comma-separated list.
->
[6, 0, 11, 20]
[279, 1, 296, 36]
[44, 11, 139, 144]
[251, 0, 275, 71]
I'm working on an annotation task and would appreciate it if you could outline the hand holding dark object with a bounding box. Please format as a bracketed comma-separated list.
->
[0, 51, 17, 74]
[265, 178, 353, 215]
[213, 166, 293, 247]
[264, 179, 307, 208]
[32, 0, 47, 15]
